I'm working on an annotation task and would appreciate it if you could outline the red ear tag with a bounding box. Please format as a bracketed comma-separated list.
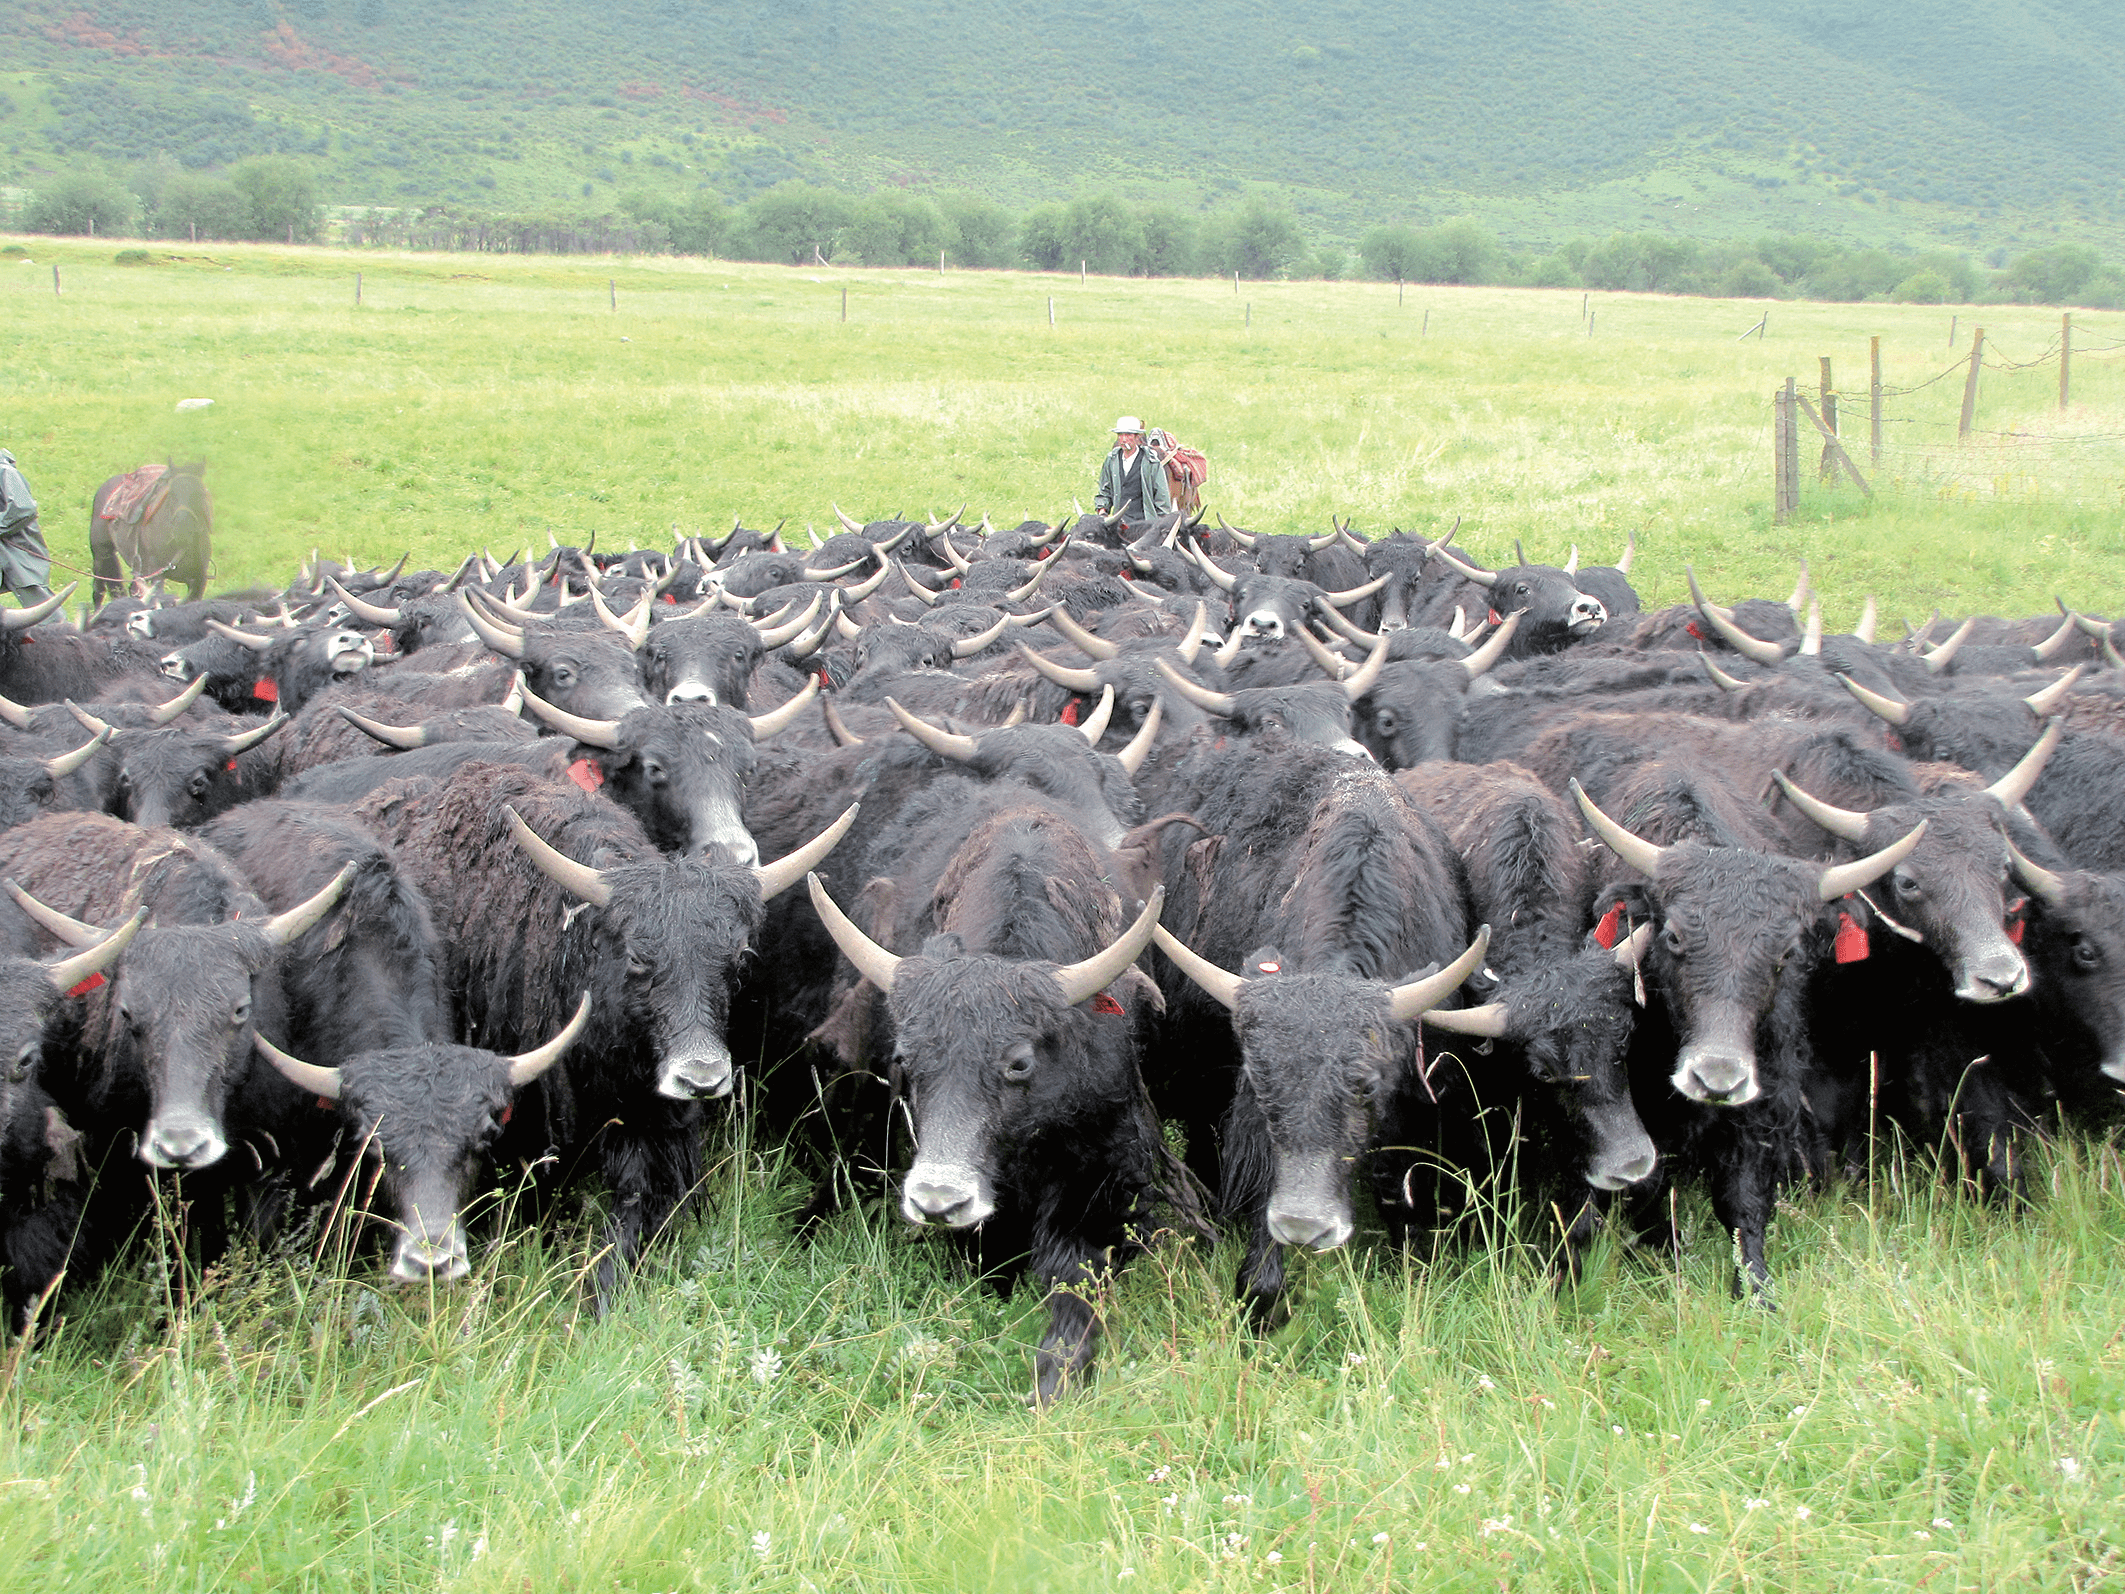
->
[65, 972, 106, 998]
[1090, 992, 1125, 1015]
[1593, 903, 1624, 949]
[315, 1095, 334, 1112]
[1120, 568, 1134, 580]
[1060, 697, 1081, 726]
[1685, 621, 1704, 642]
[1835, 911, 1870, 963]
[1487, 609, 1502, 627]
[663, 594, 677, 604]
[252, 677, 278, 703]
[1256, 960, 1281, 974]
[567, 758, 604, 793]
[2005, 896, 2027, 945]
[499, 1101, 514, 1127]
[949, 578, 961, 589]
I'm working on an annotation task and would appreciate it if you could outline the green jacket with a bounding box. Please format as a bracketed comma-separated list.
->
[1092, 442, 1174, 521]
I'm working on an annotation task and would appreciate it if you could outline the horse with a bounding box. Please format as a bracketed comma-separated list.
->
[89, 461, 212, 606]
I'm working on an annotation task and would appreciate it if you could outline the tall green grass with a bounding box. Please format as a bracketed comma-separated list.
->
[0, 238, 2121, 1590]
[3, 236, 2121, 619]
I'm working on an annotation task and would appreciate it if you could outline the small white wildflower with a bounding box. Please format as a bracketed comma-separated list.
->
[1611, 1424, 1625, 1435]
[1371, 1531, 1389, 1544]
[1688, 1522, 1709, 1535]
[750, 1348, 784, 1386]
[1118, 1569, 1136, 1580]
[1971, 1387, 1990, 1405]
[2059, 1456, 2082, 1481]
[1412, 1542, 1428, 1552]
[1745, 1499, 1769, 1510]
[1220, 1532, 1248, 1561]
[1933, 1517, 1954, 1530]
[1540, 1398, 1556, 1410]
[1346, 1351, 1366, 1367]
[1433, 1455, 1452, 1470]
[1795, 1505, 1812, 1521]
[1265, 1550, 1283, 1564]
[471, 1535, 488, 1562]
[1454, 1483, 1471, 1495]
[1697, 1398, 1711, 1409]
[1147, 1465, 1169, 1483]
[1790, 1405, 1807, 1419]
[752, 1530, 772, 1561]
[1480, 1515, 1513, 1538]
[1476, 1374, 1496, 1391]
[1223, 1493, 1252, 1506]
[1913, 1530, 1931, 1540]
[440, 1523, 458, 1549]
[1459, 1454, 1473, 1463]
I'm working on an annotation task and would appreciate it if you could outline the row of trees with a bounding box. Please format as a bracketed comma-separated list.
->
[14, 166, 2124, 308]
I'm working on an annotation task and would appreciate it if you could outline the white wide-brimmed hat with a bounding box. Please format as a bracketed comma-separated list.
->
[1112, 416, 1144, 434]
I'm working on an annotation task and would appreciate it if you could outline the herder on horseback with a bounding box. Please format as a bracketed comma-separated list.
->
[0, 450, 57, 609]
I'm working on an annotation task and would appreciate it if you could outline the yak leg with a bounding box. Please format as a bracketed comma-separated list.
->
[593, 1111, 702, 1309]
[1029, 1238, 1110, 1405]
[1551, 1188, 1609, 1288]
[1235, 1213, 1288, 1332]
[88, 513, 126, 609]
[1708, 1142, 1777, 1308]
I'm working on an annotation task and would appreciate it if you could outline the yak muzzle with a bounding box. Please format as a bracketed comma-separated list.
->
[665, 680, 718, 705]
[1266, 1204, 1353, 1252]
[1954, 945, 2031, 1004]
[1566, 596, 1608, 637]
[1242, 610, 1286, 639]
[655, 1039, 733, 1100]
[391, 1223, 471, 1284]
[1583, 1110, 1659, 1191]
[140, 1111, 228, 1171]
[901, 1163, 995, 1228]
[1672, 1046, 1760, 1106]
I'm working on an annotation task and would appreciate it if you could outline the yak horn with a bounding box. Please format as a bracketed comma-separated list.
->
[1429, 545, 1497, 589]
[456, 592, 526, 659]
[4, 879, 109, 946]
[43, 905, 145, 995]
[1155, 657, 1238, 717]
[253, 1030, 342, 1101]
[2031, 615, 2078, 662]
[222, 713, 289, 756]
[42, 726, 111, 779]
[205, 618, 276, 652]
[1003, 562, 1052, 604]
[1685, 569, 1786, 665]
[148, 674, 209, 724]
[1786, 560, 1812, 614]
[1021, 645, 1103, 694]
[1771, 771, 1873, 843]
[899, 562, 941, 608]
[2025, 664, 2087, 717]
[1212, 623, 1247, 668]
[506, 991, 592, 1086]
[2007, 838, 2068, 906]
[1799, 600, 1823, 657]
[1817, 822, 1928, 903]
[1053, 887, 1165, 1007]
[1189, 544, 1240, 592]
[1296, 623, 1355, 683]
[1115, 697, 1162, 776]
[1, 584, 77, 630]
[1461, 610, 1521, 678]
[1563, 545, 1580, 576]
[1839, 673, 1911, 726]
[1985, 717, 2064, 809]
[1922, 616, 1977, 674]
[516, 677, 623, 750]
[949, 613, 1012, 659]
[0, 689, 35, 730]
[1421, 1002, 1511, 1038]
[936, 532, 974, 573]
[1615, 531, 1635, 575]
[1570, 780, 1668, 878]
[504, 805, 613, 907]
[260, 862, 358, 947]
[1854, 595, 1878, 645]
[1339, 634, 1391, 701]
[822, 696, 863, 747]
[588, 583, 651, 648]
[1316, 573, 1390, 611]
[807, 872, 902, 993]
[754, 802, 860, 902]
[64, 701, 113, 739]
[339, 705, 429, 750]
[833, 503, 867, 534]
[801, 557, 865, 583]
[754, 591, 824, 649]
[747, 676, 820, 740]
[327, 576, 402, 626]
[1386, 926, 1492, 1024]
[1306, 526, 1342, 552]
[886, 698, 981, 761]
[839, 553, 892, 605]
[1047, 605, 1121, 660]
[1315, 601, 1382, 649]
[1076, 684, 1116, 744]
[1176, 602, 1211, 666]
[1150, 924, 1246, 1010]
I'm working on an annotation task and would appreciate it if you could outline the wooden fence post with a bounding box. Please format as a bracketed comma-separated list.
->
[2060, 313, 2071, 411]
[52, 264, 60, 298]
[1422, 308, 1429, 336]
[1798, 392, 1872, 497]
[1774, 381, 1794, 523]
[1587, 310, 1595, 336]
[1081, 259, 1086, 284]
[939, 250, 945, 275]
[356, 271, 362, 307]
[1869, 336, 1882, 468]
[1959, 327, 1985, 441]
[1047, 296, 1054, 327]
[1818, 356, 1838, 481]
[841, 285, 847, 322]
[610, 279, 616, 311]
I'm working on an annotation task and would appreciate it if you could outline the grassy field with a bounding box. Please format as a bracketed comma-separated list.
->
[0, 240, 2123, 1592]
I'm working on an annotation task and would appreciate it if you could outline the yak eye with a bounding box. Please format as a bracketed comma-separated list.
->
[1662, 924, 1687, 956]
[1375, 709, 1399, 734]
[231, 999, 251, 1026]
[1001, 1045, 1035, 1081]
[1893, 873, 1922, 898]
[552, 665, 576, 686]
[2073, 939, 2101, 971]
[643, 759, 668, 786]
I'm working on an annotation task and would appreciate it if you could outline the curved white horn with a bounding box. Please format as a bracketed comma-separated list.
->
[1771, 770, 1873, 843]
[42, 726, 111, 779]
[1429, 545, 1497, 589]
[747, 676, 820, 740]
[1922, 616, 1976, 675]
[1047, 605, 1121, 660]
[259, 862, 359, 947]
[1386, 925, 1492, 1024]
[1984, 717, 2063, 809]
[2007, 838, 2068, 906]
[1076, 684, 1116, 744]
[1154, 657, 1238, 717]
[1339, 634, 1391, 702]
[755, 802, 860, 902]
[1020, 645, 1104, 694]
[1175, 602, 1211, 666]
[753, 591, 824, 649]
[1115, 697, 1163, 776]
[327, 576, 401, 627]
[1189, 544, 1240, 592]
[885, 698, 981, 761]
[1054, 887, 1165, 1007]
[808, 872, 901, 993]
[1853, 595, 1879, 645]
[506, 991, 592, 1086]
[2025, 664, 2087, 718]
[1420, 1002, 1511, 1038]
[1317, 574, 1390, 611]
[1838, 673, 1911, 726]
[1570, 780, 1668, 878]
[2031, 615, 2078, 662]
[456, 591, 526, 659]
[1460, 610, 1522, 679]
[2, 584, 77, 630]
[222, 712, 289, 757]
[503, 805, 613, 906]
[949, 613, 1012, 659]
[44, 905, 145, 994]
[148, 674, 209, 724]
[1818, 821, 1927, 902]
[1151, 923, 1245, 1011]
[4, 878, 108, 946]
[516, 677, 624, 750]
[253, 1030, 342, 1100]
[338, 705, 429, 750]
[205, 618, 276, 652]
[1799, 600, 1823, 657]
[588, 582, 651, 648]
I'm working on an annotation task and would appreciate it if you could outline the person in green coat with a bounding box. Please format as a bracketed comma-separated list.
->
[0, 450, 56, 607]
[1091, 416, 1172, 532]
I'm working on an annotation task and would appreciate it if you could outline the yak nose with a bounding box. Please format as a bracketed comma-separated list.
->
[1957, 952, 2030, 1003]
[1568, 595, 1608, 632]
[1266, 1207, 1353, 1251]
[1676, 1050, 1758, 1106]
[657, 1045, 733, 1100]
[698, 826, 760, 868]
[902, 1167, 984, 1226]
[1588, 1144, 1658, 1191]
[665, 681, 717, 705]
[141, 1115, 227, 1170]
[1244, 611, 1284, 637]
[391, 1226, 470, 1284]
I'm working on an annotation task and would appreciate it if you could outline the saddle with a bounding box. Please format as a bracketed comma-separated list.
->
[98, 464, 172, 527]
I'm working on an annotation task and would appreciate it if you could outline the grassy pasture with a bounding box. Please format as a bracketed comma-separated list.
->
[0, 242, 2122, 1591]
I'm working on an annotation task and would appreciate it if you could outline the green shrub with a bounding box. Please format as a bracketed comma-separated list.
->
[1892, 268, 1951, 303]
[23, 172, 137, 236]
[113, 248, 152, 265]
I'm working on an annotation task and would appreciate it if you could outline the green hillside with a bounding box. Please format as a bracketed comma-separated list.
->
[3, 0, 2122, 253]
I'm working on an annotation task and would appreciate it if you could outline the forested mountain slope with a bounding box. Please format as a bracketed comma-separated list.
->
[3, 0, 2120, 250]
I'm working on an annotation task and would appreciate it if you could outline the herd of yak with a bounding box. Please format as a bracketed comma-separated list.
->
[0, 501, 2117, 1400]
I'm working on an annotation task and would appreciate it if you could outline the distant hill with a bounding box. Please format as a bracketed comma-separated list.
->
[4, 0, 2122, 253]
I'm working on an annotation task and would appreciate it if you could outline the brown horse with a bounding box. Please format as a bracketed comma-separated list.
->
[89, 461, 212, 606]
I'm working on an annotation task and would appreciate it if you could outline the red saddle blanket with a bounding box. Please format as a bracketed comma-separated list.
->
[98, 464, 171, 523]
